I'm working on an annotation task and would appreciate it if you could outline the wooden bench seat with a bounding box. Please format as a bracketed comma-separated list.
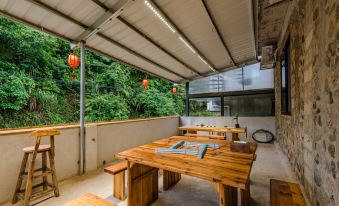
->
[104, 161, 128, 200]
[184, 133, 225, 140]
[65, 193, 116, 206]
[270, 179, 307, 206]
[104, 161, 128, 175]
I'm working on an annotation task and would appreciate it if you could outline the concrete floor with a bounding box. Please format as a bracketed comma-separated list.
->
[2, 142, 309, 206]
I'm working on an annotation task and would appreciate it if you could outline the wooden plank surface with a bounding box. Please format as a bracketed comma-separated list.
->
[65, 193, 116, 206]
[178, 126, 246, 134]
[270, 179, 307, 206]
[184, 133, 225, 140]
[116, 136, 256, 190]
[163, 170, 181, 190]
[127, 163, 158, 206]
[104, 161, 128, 175]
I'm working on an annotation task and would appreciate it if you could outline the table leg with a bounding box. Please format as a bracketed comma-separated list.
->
[114, 171, 126, 200]
[218, 183, 237, 206]
[127, 163, 159, 206]
[240, 182, 250, 206]
[232, 133, 240, 141]
[163, 170, 181, 190]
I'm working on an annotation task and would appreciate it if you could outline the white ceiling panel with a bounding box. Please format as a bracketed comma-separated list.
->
[0, 0, 258, 82]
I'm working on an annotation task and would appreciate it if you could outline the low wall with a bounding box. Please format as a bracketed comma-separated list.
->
[0, 116, 179, 204]
[180, 116, 276, 140]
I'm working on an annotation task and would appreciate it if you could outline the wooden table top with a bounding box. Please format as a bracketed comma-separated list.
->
[116, 136, 256, 189]
[178, 126, 246, 133]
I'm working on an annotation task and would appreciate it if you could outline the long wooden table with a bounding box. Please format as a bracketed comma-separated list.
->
[116, 136, 256, 206]
[178, 126, 247, 141]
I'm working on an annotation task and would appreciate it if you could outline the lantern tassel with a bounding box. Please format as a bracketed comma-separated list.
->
[71, 70, 75, 81]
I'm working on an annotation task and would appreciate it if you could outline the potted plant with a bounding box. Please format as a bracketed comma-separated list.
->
[233, 113, 240, 128]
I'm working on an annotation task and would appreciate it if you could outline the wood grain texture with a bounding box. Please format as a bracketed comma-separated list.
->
[29, 129, 60, 138]
[270, 179, 307, 206]
[218, 183, 238, 206]
[163, 170, 181, 191]
[127, 163, 158, 206]
[178, 126, 246, 134]
[65, 193, 116, 206]
[104, 161, 128, 175]
[13, 131, 60, 206]
[184, 133, 226, 140]
[113, 172, 126, 200]
[104, 162, 128, 200]
[117, 136, 256, 190]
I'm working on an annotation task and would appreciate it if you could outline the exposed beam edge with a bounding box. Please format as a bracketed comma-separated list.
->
[76, 0, 132, 41]
[200, 0, 237, 66]
[97, 33, 189, 81]
[0, 9, 72, 42]
[27, 0, 88, 28]
[250, 0, 259, 60]
[151, 0, 217, 71]
[117, 17, 203, 77]
[192, 59, 258, 80]
[26, 0, 189, 81]
[0, 9, 182, 83]
[88, 0, 204, 77]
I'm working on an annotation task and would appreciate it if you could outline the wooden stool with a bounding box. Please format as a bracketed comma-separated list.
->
[12, 129, 60, 206]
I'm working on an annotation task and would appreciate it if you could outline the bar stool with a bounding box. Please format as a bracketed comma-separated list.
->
[12, 129, 60, 206]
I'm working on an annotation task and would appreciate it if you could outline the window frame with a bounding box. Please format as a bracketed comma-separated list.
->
[280, 36, 292, 115]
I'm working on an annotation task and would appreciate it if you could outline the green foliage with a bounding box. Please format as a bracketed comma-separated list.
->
[0, 70, 35, 110]
[0, 17, 185, 128]
[86, 94, 129, 122]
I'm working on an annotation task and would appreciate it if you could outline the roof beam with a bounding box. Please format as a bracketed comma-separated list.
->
[76, 0, 133, 41]
[200, 0, 237, 67]
[150, 0, 217, 72]
[117, 18, 202, 78]
[88, 0, 203, 77]
[26, 0, 188, 81]
[0, 9, 72, 42]
[96, 33, 188, 80]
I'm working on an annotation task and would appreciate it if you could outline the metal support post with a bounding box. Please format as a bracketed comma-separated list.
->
[79, 41, 86, 175]
[185, 82, 189, 116]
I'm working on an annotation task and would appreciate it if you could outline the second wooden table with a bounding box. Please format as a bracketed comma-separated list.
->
[178, 126, 247, 141]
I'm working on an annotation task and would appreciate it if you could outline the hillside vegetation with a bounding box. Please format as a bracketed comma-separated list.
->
[0, 17, 184, 128]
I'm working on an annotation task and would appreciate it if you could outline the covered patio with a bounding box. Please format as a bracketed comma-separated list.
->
[0, 0, 337, 206]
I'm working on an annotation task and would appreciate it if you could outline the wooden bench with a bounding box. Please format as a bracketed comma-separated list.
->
[270, 179, 307, 206]
[65, 193, 116, 206]
[104, 161, 128, 200]
[184, 133, 225, 140]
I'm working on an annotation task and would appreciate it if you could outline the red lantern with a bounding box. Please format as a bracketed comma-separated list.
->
[67, 53, 79, 80]
[142, 78, 149, 89]
[172, 87, 177, 94]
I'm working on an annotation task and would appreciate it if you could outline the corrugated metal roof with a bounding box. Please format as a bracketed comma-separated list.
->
[0, 0, 258, 82]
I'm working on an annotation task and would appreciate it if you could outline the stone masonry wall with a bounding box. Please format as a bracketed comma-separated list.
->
[274, 0, 338, 205]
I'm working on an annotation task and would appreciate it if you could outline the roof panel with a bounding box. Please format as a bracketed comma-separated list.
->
[0, 0, 258, 82]
[205, 0, 257, 64]
[101, 19, 197, 78]
[120, 0, 212, 74]
[155, 0, 233, 69]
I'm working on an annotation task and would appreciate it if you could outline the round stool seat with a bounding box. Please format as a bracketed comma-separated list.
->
[22, 144, 51, 153]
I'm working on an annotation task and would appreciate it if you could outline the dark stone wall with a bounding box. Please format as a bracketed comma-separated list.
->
[274, 0, 338, 205]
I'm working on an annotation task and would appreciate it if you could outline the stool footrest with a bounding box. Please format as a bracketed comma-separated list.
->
[17, 188, 55, 202]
